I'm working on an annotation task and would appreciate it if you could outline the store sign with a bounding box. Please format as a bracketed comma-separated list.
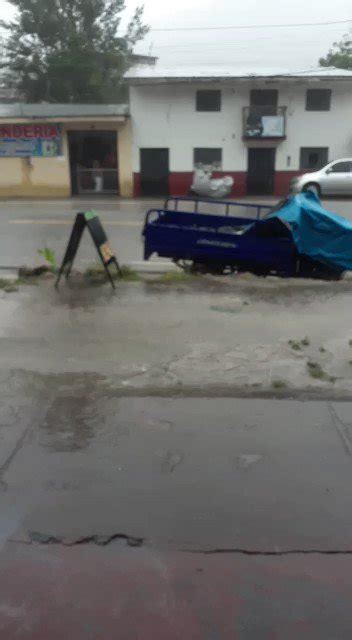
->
[0, 123, 61, 157]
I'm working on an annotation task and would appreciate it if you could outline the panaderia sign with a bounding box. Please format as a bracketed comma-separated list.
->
[0, 123, 62, 157]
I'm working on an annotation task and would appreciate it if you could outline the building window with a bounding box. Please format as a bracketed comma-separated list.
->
[250, 89, 278, 115]
[196, 90, 221, 112]
[194, 148, 222, 168]
[306, 89, 331, 111]
[300, 147, 329, 170]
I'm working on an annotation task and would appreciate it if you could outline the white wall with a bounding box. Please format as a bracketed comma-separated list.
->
[130, 81, 352, 173]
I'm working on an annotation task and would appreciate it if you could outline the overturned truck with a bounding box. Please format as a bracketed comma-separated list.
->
[143, 192, 352, 279]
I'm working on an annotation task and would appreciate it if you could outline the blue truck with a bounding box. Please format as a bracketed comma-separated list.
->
[143, 192, 352, 279]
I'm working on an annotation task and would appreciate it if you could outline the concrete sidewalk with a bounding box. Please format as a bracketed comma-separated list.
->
[2, 274, 352, 396]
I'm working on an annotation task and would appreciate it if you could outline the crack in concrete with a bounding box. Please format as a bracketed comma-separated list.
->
[12, 534, 352, 555]
[24, 531, 144, 547]
[327, 402, 352, 456]
[0, 424, 32, 491]
[185, 548, 352, 556]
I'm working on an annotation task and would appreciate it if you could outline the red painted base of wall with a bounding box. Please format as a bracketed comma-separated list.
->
[274, 171, 305, 197]
[133, 171, 305, 199]
[133, 173, 141, 198]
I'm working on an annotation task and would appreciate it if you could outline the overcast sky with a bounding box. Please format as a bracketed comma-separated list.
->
[1, 0, 351, 70]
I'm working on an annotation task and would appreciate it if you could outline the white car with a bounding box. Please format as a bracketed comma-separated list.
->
[290, 159, 352, 197]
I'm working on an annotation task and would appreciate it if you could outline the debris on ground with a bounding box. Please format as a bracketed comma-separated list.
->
[19, 265, 52, 277]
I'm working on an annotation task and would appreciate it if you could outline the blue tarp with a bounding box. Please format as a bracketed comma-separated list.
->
[269, 192, 352, 271]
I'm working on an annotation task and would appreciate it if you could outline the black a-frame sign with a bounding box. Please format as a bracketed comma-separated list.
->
[55, 211, 121, 290]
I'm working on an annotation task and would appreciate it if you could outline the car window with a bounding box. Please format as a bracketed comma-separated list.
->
[329, 161, 352, 173]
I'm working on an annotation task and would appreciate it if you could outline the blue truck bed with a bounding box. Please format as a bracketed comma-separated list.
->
[143, 198, 295, 276]
[142, 196, 345, 278]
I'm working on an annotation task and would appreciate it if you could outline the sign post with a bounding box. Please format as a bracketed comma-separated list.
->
[55, 211, 121, 290]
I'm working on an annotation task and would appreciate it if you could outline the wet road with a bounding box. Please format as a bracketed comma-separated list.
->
[0, 198, 153, 268]
[0, 196, 351, 267]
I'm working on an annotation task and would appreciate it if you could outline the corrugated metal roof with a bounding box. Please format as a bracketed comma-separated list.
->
[125, 64, 352, 83]
[0, 103, 129, 119]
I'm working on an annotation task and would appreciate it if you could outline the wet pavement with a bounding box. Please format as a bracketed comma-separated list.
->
[0, 195, 351, 267]
[3, 276, 352, 395]
[2, 544, 352, 640]
[1, 278, 352, 636]
[2, 387, 352, 552]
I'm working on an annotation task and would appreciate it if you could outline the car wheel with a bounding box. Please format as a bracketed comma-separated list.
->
[303, 183, 321, 198]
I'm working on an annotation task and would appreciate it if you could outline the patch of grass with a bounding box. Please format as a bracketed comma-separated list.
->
[85, 265, 105, 278]
[210, 305, 240, 314]
[116, 266, 140, 281]
[349, 360, 352, 366]
[288, 340, 302, 351]
[307, 361, 335, 383]
[0, 278, 33, 291]
[85, 264, 140, 282]
[307, 361, 325, 379]
[319, 346, 326, 353]
[289, 337, 311, 351]
[349, 339, 352, 347]
[154, 271, 194, 284]
[0, 279, 21, 292]
[15, 277, 37, 286]
[38, 247, 57, 271]
[4, 284, 18, 293]
[272, 380, 287, 389]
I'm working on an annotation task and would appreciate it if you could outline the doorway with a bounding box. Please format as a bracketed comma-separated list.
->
[247, 148, 276, 195]
[68, 130, 118, 195]
[140, 148, 169, 196]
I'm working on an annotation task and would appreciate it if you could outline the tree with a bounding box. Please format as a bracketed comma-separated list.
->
[0, 0, 149, 103]
[319, 32, 352, 70]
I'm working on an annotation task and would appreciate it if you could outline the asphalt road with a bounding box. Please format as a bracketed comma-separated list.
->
[0, 195, 351, 268]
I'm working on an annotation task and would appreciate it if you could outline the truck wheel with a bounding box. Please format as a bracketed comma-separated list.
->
[303, 183, 321, 198]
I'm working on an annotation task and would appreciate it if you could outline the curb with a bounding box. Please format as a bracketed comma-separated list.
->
[0, 266, 20, 280]
[0, 262, 179, 277]
[124, 261, 178, 274]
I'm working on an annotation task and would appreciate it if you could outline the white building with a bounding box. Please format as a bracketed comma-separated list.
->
[125, 63, 352, 198]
